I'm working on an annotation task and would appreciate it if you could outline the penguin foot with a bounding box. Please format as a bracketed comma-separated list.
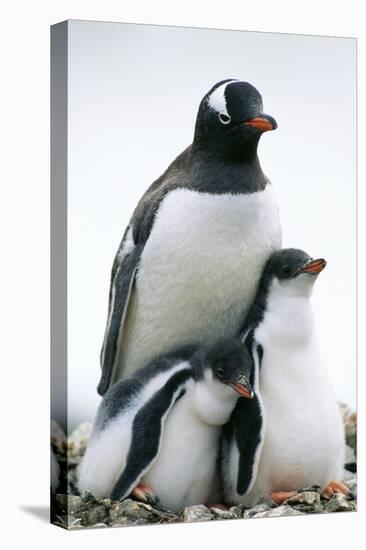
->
[321, 481, 349, 500]
[131, 483, 160, 506]
[270, 490, 297, 505]
[206, 503, 228, 511]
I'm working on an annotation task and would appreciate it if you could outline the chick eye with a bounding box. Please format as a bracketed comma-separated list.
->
[282, 265, 291, 277]
[217, 367, 225, 378]
[218, 113, 231, 125]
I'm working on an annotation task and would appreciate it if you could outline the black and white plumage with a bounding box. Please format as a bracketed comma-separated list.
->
[98, 79, 281, 395]
[79, 338, 254, 513]
[222, 249, 346, 505]
[221, 369, 265, 501]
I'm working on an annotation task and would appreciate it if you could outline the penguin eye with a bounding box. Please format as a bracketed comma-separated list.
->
[217, 367, 225, 378]
[218, 113, 231, 125]
[282, 265, 291, 277]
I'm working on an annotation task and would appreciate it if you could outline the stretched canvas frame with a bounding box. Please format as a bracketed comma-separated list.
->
[51, 19, 357, 530]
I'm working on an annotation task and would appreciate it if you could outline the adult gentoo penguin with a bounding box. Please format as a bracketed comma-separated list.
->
[221, 249, 348, 506]
[97, 79, 281, 395]
[78, 338, 254, 513]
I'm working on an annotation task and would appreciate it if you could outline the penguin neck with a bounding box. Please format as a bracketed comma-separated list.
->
[188, 144, 267, 194]
[261, 285, 315, 346]
[192, 370, 239, 426]
[192, 136, 260, 164]
[242, 275, 316, 343]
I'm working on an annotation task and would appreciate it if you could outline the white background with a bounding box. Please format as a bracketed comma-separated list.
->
[67, 20, 356, 428]
[1, 1, 364, 549]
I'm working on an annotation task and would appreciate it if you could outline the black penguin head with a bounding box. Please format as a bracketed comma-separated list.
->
[193, 79, 277, 160]
[204, 338, 254, 399]
[263, 248, 327, 297]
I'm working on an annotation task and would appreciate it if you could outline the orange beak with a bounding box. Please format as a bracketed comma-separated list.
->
[229, 383, 254, 399]
[245, 117, 275, 132]
[296, 258, 327, 275]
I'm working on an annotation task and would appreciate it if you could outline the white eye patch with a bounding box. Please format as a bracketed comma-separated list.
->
[207, 80, 237, 119]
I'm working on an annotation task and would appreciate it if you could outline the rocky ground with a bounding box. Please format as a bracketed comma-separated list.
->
[50, 403, 357, 530]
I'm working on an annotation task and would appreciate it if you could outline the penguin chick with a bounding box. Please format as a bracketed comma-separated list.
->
[222, 249, 347, 505]
[98, 79, 281, 395]
[78, 338, 254, 513]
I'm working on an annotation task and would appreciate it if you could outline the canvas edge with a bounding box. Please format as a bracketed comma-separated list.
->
[50, 20, 69, 528]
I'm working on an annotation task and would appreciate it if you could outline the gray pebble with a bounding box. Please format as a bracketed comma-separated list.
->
[228, 503, 249, 517]
[67, 495, 86, 515]
[287, 491, 321, 507]
[182, 505, 213, 522]
[243, 503, 271, 519]
[80, 504, 109, 526]
[210, 506, 240, 520]
[325, 493, 357, 513]
[82, 491, 98, 504]
[54, 494, 76, 514]
[253, 494, 277, 508]
[110, 499, 152, 522]
[251, 505, 305, 519]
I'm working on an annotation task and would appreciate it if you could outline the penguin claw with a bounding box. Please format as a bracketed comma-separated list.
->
[143, 493, 160, 506]
[321, 481, 349, 500]
[131, 483, 160, 506]
[270, 490, 297, 505]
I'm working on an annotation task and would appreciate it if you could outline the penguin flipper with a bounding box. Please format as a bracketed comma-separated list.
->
[226, 393, 265, 497]
[110, 367, 191, 502]
[223, 332, 265, 497]
[236, 394, 265, 495]
[98, 234, 144, 396]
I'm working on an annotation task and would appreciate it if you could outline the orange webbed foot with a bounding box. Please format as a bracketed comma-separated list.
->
[131, 482, 160, 505]
[322, 481, 349, 500]
[270, 490, 298, 505]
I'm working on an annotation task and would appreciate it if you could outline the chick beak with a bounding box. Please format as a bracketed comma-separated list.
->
[229, 382, 254, 399]
[296, 258, 327, 275]
[244, 114, 277, 132]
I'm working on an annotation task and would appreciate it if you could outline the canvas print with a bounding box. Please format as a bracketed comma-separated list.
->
[50, 20, 357, 529]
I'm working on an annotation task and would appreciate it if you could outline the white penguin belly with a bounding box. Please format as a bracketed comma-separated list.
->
[119, 186, 281, 378]
[241, 346, 345, 504]
[78, 410, 135, 499]
[143, 393, 222, 513]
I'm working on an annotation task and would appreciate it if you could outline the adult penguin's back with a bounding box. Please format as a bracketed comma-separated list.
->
[98, 79, 282, 395]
